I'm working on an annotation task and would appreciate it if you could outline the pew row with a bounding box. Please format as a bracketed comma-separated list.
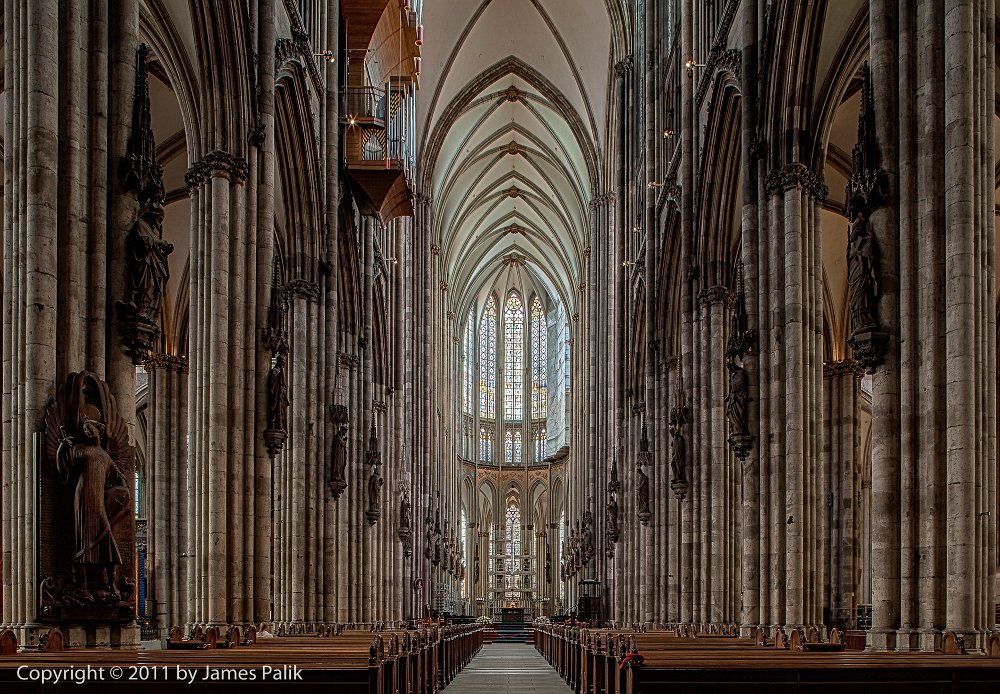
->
[0, 623, 483, 693]
[535, 624, 1000, 694]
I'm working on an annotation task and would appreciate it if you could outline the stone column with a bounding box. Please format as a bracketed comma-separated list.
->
[822, 360, 864, 631]
[678, 0, 696, 628]
[739, 0, 762, 639]
[144, 355, 190, 637]
[868, 0, 995, 652]
[2, 0, 139, 646]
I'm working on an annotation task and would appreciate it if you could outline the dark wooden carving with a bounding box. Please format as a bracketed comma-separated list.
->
[40, 372, 135, 622]
[117, 44, 173, 363]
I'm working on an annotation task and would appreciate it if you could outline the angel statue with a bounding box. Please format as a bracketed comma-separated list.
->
[45, 372, 132, 605]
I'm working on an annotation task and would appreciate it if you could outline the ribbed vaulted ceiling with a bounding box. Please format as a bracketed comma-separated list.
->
[417, 0, 613, 315]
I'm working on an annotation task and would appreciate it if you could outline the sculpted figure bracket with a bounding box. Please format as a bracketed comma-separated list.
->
[845, 62, 890, 370]
[117, 44, 173, 364]
[263, 353, 290, 457]
[328, 404, 350, 498]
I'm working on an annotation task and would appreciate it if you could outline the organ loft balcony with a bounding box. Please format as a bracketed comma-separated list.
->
[340, 0, 422, 225]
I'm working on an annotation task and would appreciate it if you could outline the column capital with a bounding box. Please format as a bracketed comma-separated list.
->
[143, 353, 189, 373]
[185, 149, 249, 190]
[697, 285, 733, 308]
[823, 359, 865, 379]
[764, 163, 828, 202]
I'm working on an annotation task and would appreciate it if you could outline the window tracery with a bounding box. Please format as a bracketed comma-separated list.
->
[531, 296, 547, 419]
[479, 295, 497, 418]
[504, 292, 524, 421]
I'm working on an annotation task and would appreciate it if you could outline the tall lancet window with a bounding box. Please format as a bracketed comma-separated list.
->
[558, 511, 566, 602]
[460, 509, 468, 599]
[504, 429, 522, 464]
[505, 502, 521, 595]
[504, 292, 524, 421]
[463, 308, 474, 414]
[480, 295, 497, 418]
[530, 297, 547, 418]
[480, 426, 493, 463]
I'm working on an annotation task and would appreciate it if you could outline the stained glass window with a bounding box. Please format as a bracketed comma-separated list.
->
[530, 297, 547, 418]
[559, 512, 566, 601]
[505, 503, 521, 595]
[513, 430, 522, 464]
[534, 426, 546, 462]
[463, 308, 474, 414]
[504, 429, 514, 463]
[460, 509, 468, 599]
[480, 426, 493, 463]
[504, 292, 524, 421]
[479, 296, 497, 418]
[565, 338, 571, 392]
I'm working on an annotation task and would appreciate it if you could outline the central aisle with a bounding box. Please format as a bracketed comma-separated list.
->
[446, 643, 572, 693]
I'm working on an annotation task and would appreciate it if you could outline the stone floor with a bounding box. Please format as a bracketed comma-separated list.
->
[446, 643, 572, 693]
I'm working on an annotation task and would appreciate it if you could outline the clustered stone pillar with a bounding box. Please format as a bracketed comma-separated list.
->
[757, 164, 827, 633]
[144, 355, 190, 638]
[2, 0, 139, 646]
[868, 0, 996, 652]
[821, 360, 865, 631]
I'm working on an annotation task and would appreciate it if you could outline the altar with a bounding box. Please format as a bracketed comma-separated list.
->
[499, 606, 525, 624]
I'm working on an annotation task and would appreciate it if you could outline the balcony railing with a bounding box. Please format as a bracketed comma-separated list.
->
[342, 86, 386, 123]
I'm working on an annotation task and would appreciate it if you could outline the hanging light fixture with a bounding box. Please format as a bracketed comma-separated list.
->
[414, 57, 421, 76]
[416, 25, 424, 46]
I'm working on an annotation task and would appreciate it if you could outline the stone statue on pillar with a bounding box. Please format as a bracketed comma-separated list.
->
[581, 500, 595, 565]
[367, 468, 383, 526]
[668, 405, 690, 498]
[636, 466, 651, 521]
[606, 451, 621, 557]
[328, 404, 349, 498]
[264, 352, 290, 457]
[365, 421, 383, 526]
[117, 44, 173, 364]
[636, 425, 652, 526]
[845, 62, 889, 369]
[397, 488, 413, 557]
[724, 265, 755, 462]
[847, 213, 879, 332]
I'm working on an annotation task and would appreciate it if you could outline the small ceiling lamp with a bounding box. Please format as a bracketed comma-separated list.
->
[416, 25, 424, 46]
[314, 50, 336, 63]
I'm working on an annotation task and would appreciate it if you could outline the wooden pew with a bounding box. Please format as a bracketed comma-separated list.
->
[0, 623, 483, 694]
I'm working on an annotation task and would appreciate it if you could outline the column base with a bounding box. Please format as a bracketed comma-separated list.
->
[893, 628, 920, 651]
[866, 628, 897, 651]
[13, 624, 45, 651]
[917, 628, 941, 653]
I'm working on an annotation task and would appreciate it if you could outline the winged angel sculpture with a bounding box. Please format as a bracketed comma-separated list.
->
[43, 372, 132, 606]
